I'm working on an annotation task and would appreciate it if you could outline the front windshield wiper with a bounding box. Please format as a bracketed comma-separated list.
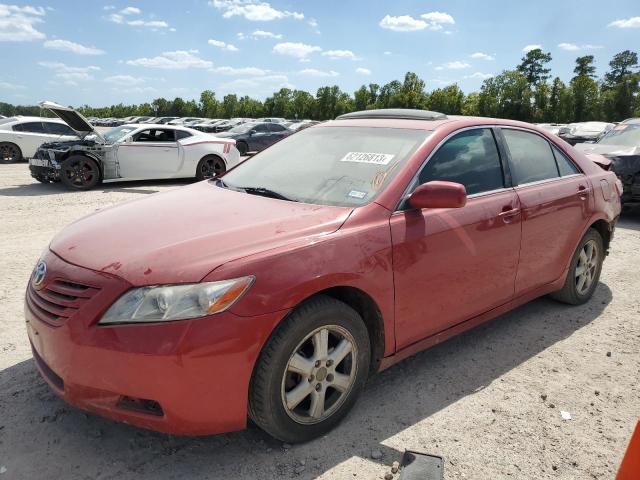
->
[240, 186, 297, 202]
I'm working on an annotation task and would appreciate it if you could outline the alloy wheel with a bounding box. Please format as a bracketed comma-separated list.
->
[575, 239, 599, 295]
[63, 159, 97, 187]
[0, 144, 19, 163]
[281, 325, 358, 425]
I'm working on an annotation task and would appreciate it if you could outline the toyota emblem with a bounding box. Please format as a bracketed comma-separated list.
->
[32, 261, 47, 287]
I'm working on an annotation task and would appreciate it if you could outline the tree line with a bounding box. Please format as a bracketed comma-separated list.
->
[2, 49, 638, 123]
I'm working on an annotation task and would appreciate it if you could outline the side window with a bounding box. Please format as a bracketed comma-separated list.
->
[254, 124, 269, 133]
[134, 129, 175, 142]
[502, 129, 559, 184]
[174, 130, 192, 140]
[418, 128, 504, 195]
[44, 122, 75, 135]
[552, 145, 580, 176]
[13, 122, 45, 133]
[269, 124, 286, 132]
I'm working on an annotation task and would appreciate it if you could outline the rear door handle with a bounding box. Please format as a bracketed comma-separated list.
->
[577, 185, 591, 199]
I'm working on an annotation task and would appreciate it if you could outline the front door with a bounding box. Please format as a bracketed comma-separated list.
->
[391, 128, 522, 349]
[116, 128, 181, 179]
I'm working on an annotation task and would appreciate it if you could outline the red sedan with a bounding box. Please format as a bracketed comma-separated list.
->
[25, 109, 621, 443]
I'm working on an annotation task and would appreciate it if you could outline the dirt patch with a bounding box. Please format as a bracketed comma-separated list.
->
[0, 163, 638, 479]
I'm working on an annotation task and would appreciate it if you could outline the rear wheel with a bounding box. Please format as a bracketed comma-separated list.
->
[196, 155, 226, 180]
[249, 296, 370, 443]
[550, 229, 604, 305]
[60, 155, 101, 190]
[0, 142, 22, 163]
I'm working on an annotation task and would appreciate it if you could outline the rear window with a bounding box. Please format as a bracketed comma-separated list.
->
[502, 129, 559, 184]
[552, 145, 580, 176]
[222, 126, 431, 207]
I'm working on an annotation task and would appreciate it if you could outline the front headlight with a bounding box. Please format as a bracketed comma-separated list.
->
[99, 276, 254, 325]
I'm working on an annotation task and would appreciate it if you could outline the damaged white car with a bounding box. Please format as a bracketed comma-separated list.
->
[29, 101, 241, 190]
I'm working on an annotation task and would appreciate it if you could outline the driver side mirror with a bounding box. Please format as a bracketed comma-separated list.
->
[249, 129, 256, 136]
[408, 181, 467, 209]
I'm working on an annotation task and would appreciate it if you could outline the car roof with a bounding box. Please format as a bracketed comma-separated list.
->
[7, 116, 67, 123]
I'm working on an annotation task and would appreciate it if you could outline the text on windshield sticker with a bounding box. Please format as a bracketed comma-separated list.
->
[340, 152, 395, 165]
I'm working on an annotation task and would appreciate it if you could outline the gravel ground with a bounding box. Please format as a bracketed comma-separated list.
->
[0, 162, 638, 480]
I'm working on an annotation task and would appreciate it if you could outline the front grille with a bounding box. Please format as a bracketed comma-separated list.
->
[26, 278, 100, 327]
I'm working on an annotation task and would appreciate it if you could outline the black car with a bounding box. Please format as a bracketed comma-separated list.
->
[576, 121, 640, 205]
[215, 122, 291, 155]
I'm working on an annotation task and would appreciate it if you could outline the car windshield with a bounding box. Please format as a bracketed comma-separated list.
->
[220, 126, 431, 207]
[598, 124, 640, 147]
[103, 126, 137, 143]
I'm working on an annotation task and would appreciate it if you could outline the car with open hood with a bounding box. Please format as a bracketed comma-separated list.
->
[0, 116, 78, 163]
[26, 109, 620, 443]
[29, 101, 241, 190]
[576, 121, 640, 205]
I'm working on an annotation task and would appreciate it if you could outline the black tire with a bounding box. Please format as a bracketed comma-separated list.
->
[249, 295, 371, 443]
[236, 141, 248, 156]
[60, 155, 101, 190]
[550, 229, 604, 305]
[196, 155, 226, 180]
[0, 142, 22, 163]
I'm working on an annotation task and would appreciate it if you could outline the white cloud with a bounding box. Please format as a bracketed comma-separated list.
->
[420, 11, 454, 31]
[383, 51, 392, 55]
[465, 72, 493, 80]
[273, 42, 321, 59]
[120, 6, 141, 15]
[218, 74, 293, 96]
[608, 16, 640, 29]
[308, 17, 319, 33]
[321, 49, 358, 60]
[108, 13, 124, 23]
[0, 80, 25, 90]
[379, 15, 426, 32]
[297, 68, 339, 77]
[0, 4, 46, 42]
[356, 67, 371, 75]
[104, 75, 145, 85]
[250, 29, 281, 39]
[208, 39, 239, 51]
[558, 42, 603, 51]
[379, 12, 454, 32]
[522, 44, 542, 53]
[38, 61, 100, 85]
[212, 66, 268, 75]
[103, 5, 116, 11]
[211, 0, 303, 22]
[126, 50, 213, 69]
[43, 39, 105, 55]
[127, 19, 169, 28]
[437, 61, 471, 70]
[470, 52, 494, 60]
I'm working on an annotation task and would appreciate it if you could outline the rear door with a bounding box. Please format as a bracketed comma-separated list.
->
[391, 127, 522, 348]
[248, 124, 271, 151]
[267, 123, 290, 147]
[499, 128, 591, 296]
[116, 128, 182, 179]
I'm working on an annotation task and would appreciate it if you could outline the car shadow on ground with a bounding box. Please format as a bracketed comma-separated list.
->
[0, 284, 612, 479]
[0, 178, 194, 197]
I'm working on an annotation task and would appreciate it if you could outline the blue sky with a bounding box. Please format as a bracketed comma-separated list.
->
[1, 0, 639, 107]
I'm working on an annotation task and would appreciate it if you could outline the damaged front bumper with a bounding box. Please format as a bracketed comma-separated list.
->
[609, 155, 640, 205]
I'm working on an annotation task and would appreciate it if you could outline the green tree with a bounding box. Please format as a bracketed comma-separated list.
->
[603, 50, 638, 87]
[573, 55, 596, 79]
[398, 72, 427, 108]
[479, 70, 533, 120]
[461, 92, 480, 116]
[199, 90, 219, 118]
[427, 84, 464, 114]
[517, 48, 552, 84]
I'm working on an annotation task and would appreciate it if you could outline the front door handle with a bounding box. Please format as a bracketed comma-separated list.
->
[498, 206, 521, 223]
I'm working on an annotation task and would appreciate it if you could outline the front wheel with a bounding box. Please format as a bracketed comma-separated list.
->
[249, 296, 370, 443]
[550, 229, 604, 305]
[60, 155, 101, 190]
[196, 155, 226, 180]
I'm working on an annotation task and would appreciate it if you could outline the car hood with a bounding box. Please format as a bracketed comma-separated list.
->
[39, 100, 104, 141]
[50, 181, 353, 286]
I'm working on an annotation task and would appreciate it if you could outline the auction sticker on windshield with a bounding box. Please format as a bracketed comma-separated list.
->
[340, 152, 395, 165]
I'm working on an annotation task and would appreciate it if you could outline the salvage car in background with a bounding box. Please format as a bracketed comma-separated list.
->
[0, 116, 77, 163]
[576, 121, 640, 205]
[215, 121, 291, 155]
[25, 109, 620, 443]
[29, 101, 240, 190]
[558, 121, 614, 145]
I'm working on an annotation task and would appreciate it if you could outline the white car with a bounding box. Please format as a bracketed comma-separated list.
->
[0, 116, 78, 163]
[29, 101, 241, 190]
